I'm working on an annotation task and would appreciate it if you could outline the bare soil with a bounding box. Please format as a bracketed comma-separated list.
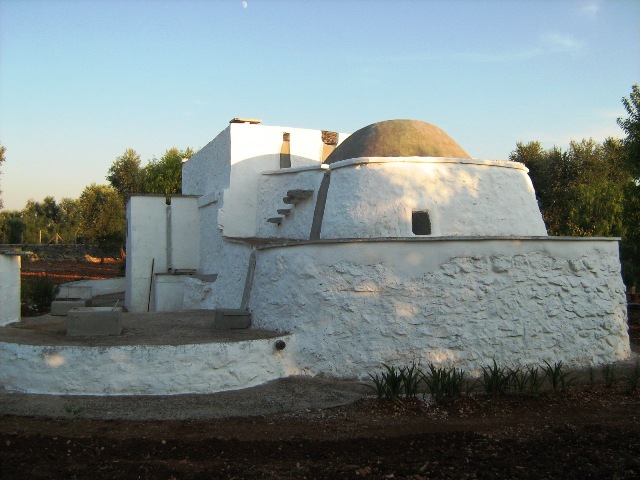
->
[20, 259, 123, 286]
[2, 261, 640, 479]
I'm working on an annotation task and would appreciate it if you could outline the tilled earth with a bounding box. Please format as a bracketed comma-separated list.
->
[1, 386, 639, 479]
[2, 261, 640, 479]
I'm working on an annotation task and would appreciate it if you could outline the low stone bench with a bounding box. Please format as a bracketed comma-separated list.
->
[66, 307, 123, 336]
[51, 299, 89, 316]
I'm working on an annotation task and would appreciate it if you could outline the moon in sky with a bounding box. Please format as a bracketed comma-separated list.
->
[242, 1, 248, 8]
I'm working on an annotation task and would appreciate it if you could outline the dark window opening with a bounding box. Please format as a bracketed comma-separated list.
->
[412, 211, 431, 235]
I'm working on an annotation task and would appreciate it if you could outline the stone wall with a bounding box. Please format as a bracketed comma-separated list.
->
[0, 244, 118, 262]
[248, 238, 630, 378]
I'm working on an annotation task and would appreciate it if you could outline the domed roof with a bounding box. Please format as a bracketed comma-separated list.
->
[325, 119, 470, 164]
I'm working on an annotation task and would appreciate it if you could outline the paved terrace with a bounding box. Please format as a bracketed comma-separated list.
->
[0, 310, 284, 347]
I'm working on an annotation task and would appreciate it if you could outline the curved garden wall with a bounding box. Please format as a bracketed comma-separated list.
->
[248, 237, 629, 377]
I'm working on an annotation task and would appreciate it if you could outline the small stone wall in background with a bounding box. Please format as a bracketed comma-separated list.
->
[0, 244, 121, 263]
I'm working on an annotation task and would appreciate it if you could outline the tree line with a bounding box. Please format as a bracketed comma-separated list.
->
[0, 147, 193, 252]
[510, 84, 640, 288]
[0, 85, 638, 286]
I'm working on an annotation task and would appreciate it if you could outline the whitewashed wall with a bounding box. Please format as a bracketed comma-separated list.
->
[248, 238, 629, 377]
[182, 127, 232, 197]
[256, 166, 327, 240]
[321, 158, 547, 238]
[218, 123, 348, 239]
[0, 253, 21, 326]
[0, 334, 298, 395]
[125, 196, 199, 312]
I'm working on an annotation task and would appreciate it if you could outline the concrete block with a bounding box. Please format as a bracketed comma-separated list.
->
[67, 307, 123, 336]
[51, 299, 88, 316]
[213, 309, 252, 329]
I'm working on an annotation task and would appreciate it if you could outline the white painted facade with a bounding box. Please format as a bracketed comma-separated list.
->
[321, 158, 547, 238]
[249, 238, 629, 376]
[125, 195, 199, 312]
[0, 334, 297, 395]
[120, 119, 630, 387]
[0, 252, 21, 327]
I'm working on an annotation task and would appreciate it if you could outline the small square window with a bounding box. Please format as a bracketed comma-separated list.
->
[412, 211, 431, 235]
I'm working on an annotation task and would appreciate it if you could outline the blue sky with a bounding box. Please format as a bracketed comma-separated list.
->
[1, 0, 638, 210]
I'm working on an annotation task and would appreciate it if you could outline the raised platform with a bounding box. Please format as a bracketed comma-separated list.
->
[0, 311, 296, 395]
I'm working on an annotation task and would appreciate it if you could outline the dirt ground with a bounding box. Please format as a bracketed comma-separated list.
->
[20, 259, 123, 286]
[2, 261, 640, 479]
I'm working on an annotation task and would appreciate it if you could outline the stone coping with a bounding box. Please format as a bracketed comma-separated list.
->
[262, 163, 329, 175]
[254, 236, 621, 250]
[0, 250, 32, 256]
[328, 156, 529, 172]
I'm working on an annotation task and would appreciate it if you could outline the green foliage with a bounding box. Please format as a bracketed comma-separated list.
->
[106, 146, 194, 198]
[77, 184, 125, 251]
[618, 84, 640, 179]
[422, 364, 466, 402]
[526, 366, 543, 395]
[542, 361, 574, 392]
[510, 117, 639, 286]
[367, 364, 405, 401]
[510, 138, 630, 237]
[0, 211, 26, 243]
[15, 196, 83, 244]
[107, 148, 143, 198]
[21, 274, 56, 315]
[401, 362, 422, 398]
[142, 147, 194, 195]
[480, 359, 512, 397]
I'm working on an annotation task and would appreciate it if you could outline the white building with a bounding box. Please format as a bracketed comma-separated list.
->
[125, 119, 630, 376]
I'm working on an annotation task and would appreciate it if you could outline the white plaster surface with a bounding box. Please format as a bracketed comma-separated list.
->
[168, 197, 200, 271]
[182, 127, 232, 197]
[0, 334, 298, 395]
[184, 197, 252, 310]
[321, 158, 547, 238]
[57, 278, 125, 300]
[217, 123, 348, 238]
[256, 166, 327, 239]
[153, 274, 189, 312]
[249, 238, 629, 377]
[125, 196, 199, 312]
[0, 254, 21, 326]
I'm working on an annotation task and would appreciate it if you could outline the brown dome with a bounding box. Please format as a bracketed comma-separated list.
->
[325, 119, 470, 164]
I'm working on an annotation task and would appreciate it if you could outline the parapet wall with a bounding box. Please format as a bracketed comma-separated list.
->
[0, 253, 21, 326]
[248, 237, 630, 377]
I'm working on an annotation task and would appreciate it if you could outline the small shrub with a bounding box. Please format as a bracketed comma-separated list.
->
[507, 367, 528, 394]
[526, 366, 543, 395]
[368, 372, 387, 400]
[21, 274, 56, 315]
[542, 361, 574, 392]
[401, 362, 421, 399]
[481, 359, 511, 397]
[422, 364, 465, 402]
[367, 364, 405, 401]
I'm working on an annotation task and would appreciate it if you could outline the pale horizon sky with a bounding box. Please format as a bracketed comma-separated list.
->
[1, 0, 639, 211]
